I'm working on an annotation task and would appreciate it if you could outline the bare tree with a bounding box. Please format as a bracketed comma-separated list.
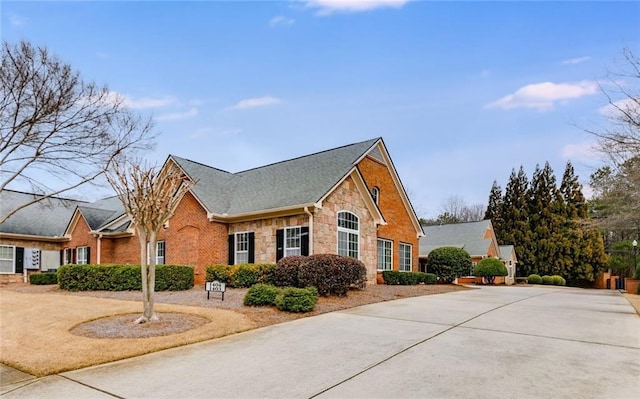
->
[438, 195, 486, 223]
[106, 159, 191, 324]
[0, 40, 153, 224]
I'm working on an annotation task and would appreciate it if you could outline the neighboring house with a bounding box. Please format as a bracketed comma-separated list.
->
[419, 219, 516, 285]
[499, 245, 518, 285]
[55, 137, 423, 284]
[0, 190, 88, 283]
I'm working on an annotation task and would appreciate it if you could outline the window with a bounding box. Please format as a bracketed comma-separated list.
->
[338, 211, 359, 259]
[156, 241, 166, 265]
[399, 243, 412, 272]
[77, 246, 89, 265]
[0, 245, 14, 273]
[63, 248, 74, 265]
[285, 227, 302, 257]
[235, 232, 249, 264]
[377, 239, 392, 271]
[371, 186, 380, 205]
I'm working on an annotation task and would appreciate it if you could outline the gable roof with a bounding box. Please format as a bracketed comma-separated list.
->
[0, 190, 88, 238]
[419, 220, 495, 257]
[170, 138, 383, 217]
[499, 245, 518, 263]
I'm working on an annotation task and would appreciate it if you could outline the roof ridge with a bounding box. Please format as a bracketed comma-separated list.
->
[169, 155, 233, 175]
[1, 188, 91, 203]
[236, 137, 380, 174]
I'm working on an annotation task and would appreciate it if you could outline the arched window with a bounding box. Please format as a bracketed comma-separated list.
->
[371, 186, 380, 205]
[337, 211, 359, 259]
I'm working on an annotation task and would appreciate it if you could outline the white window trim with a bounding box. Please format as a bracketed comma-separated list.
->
[0, 245, 15, 274]
[337, 211, 359, 260]
[235, 231, 250, 264]
[399, 243, 412, 272]
[284, 226, 302, 257]
[77, 246, 89, 265]
[377, 238, 393, 271]
[156, 241, 166, 265]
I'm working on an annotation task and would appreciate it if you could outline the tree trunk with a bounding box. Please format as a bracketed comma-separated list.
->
[134, 229, 158, 324]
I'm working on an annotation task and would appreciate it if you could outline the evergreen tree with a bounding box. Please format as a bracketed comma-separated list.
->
[560, 161, 587, 219]
[484, 180, 504, 235]
[501, 167, 534, 276]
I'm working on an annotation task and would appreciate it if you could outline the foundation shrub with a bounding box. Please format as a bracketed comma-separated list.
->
[424, 247, 472, 283]
[272, 256, 307, 288]
[205, 264, 234, 284]
[382, 271, 435, 285]
[275, 287, 318, 313]
[528, 274, 543, 284]
[29, 272, 58, 285]
[420, 272, 438, 284]
[541, 275, 554, 285]
[474, 258, 508, 284]
[297, 254, 366, 296]
[57, 264, 193, 291]
[551, 275, 566, 286]
[230, 264, 261, 288]
[243, 284, 280, 306]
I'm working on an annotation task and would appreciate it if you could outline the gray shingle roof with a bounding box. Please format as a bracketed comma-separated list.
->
[172, 138, 380, 216]
[419, 220, 493, 257]
[0, 190, 88, 237]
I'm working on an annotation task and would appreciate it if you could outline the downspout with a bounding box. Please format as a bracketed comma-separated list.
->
[304, 206, 313, 255]
[96, 233, 103, 265]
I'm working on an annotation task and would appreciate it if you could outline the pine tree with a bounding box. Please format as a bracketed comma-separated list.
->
[501, 167, 534, 276]
[560, 161, 587, 219]
[484, 180, 504, 235]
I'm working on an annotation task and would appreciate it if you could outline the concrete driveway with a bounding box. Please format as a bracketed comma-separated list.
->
[2, 286, 639, 398]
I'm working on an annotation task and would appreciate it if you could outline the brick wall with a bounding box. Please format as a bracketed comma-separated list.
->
[357, 155, 420, 273]
[62, 215, 97, 263]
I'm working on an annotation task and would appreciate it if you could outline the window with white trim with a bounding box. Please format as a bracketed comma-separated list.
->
[285, 227, 302, 257]
[399, 243, 412, 272]
[371, 186, 380, 205]
[156, 241, 166, 265]
[77, 246, 89, 265]
[337, 211, 359, 259]
[0, 245, 14, 273]
[377, 239, 392, 271]
[63, 248, 73, 265]
[235, 232, 249, 264]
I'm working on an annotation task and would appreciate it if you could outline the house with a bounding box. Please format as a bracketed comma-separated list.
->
[418, 220, 516, 285]
[2, 138, 423, 285]
[0, 190, 87, 283]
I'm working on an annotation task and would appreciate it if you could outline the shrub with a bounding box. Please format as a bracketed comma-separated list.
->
[231, 264, 261, 288]
[424, 247, 472, 283]
[29, 272, 58, 285]
[243, 284, 280, 306]
[551, 275, 566, 286]
[256, 263, 277, 284]
[275, 287, 318, 312]
[474, 258, 508, 284]
[206, 264, 233, 284]
[57, 264, 193, 291]
[528, 274, 542, 284]
[382, 271, 435, 285]
[541, 275, 554, 285]
[297, 254, 366, 296]
[272, 256, 307, 288]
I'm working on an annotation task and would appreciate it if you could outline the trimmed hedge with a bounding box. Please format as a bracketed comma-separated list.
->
[58, 264, 193, 291]
[541, 275, 554, 285]
[424, 246, 472, 283]
[243, 283, 280, 306]
[29, 272, 58, 285]
[474, 258, 508, 284]
[275, 287, 318, 312]
[272, 256, 307, 287]
[552, 275, 566, 286]
[382, 271, 437, 285]
[528, 274, 542, 284]
[297, 254, 367, 296]
[205, 263, 276, 288]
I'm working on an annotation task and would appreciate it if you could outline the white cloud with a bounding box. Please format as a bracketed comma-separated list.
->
[561, 141, 598, 161]
[485, 81, 598, 111]
[230, 96, 282, 110]
[10, 14, 27, 27]
[561, 56, 591, 65]
[124, 95, 176, 109]
[270, 15, 295, 27]
[156, 108, 198, 121]
[598, 98, 640, 118]
[305, 0, 410, 15]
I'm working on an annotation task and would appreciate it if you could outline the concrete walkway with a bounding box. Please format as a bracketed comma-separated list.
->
[2, 286, 639, 398]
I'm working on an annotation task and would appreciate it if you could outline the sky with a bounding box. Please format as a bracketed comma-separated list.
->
[2, 0, 639, 218]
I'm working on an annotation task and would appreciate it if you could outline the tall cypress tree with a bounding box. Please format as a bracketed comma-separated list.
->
[501, 167, 534, 276]
[485, 180, 504, 236]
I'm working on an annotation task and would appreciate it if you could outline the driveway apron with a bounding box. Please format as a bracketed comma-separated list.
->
[2, 286, 639, 399]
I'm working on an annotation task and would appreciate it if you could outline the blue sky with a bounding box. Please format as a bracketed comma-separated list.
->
[2, 0, 639, 218]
